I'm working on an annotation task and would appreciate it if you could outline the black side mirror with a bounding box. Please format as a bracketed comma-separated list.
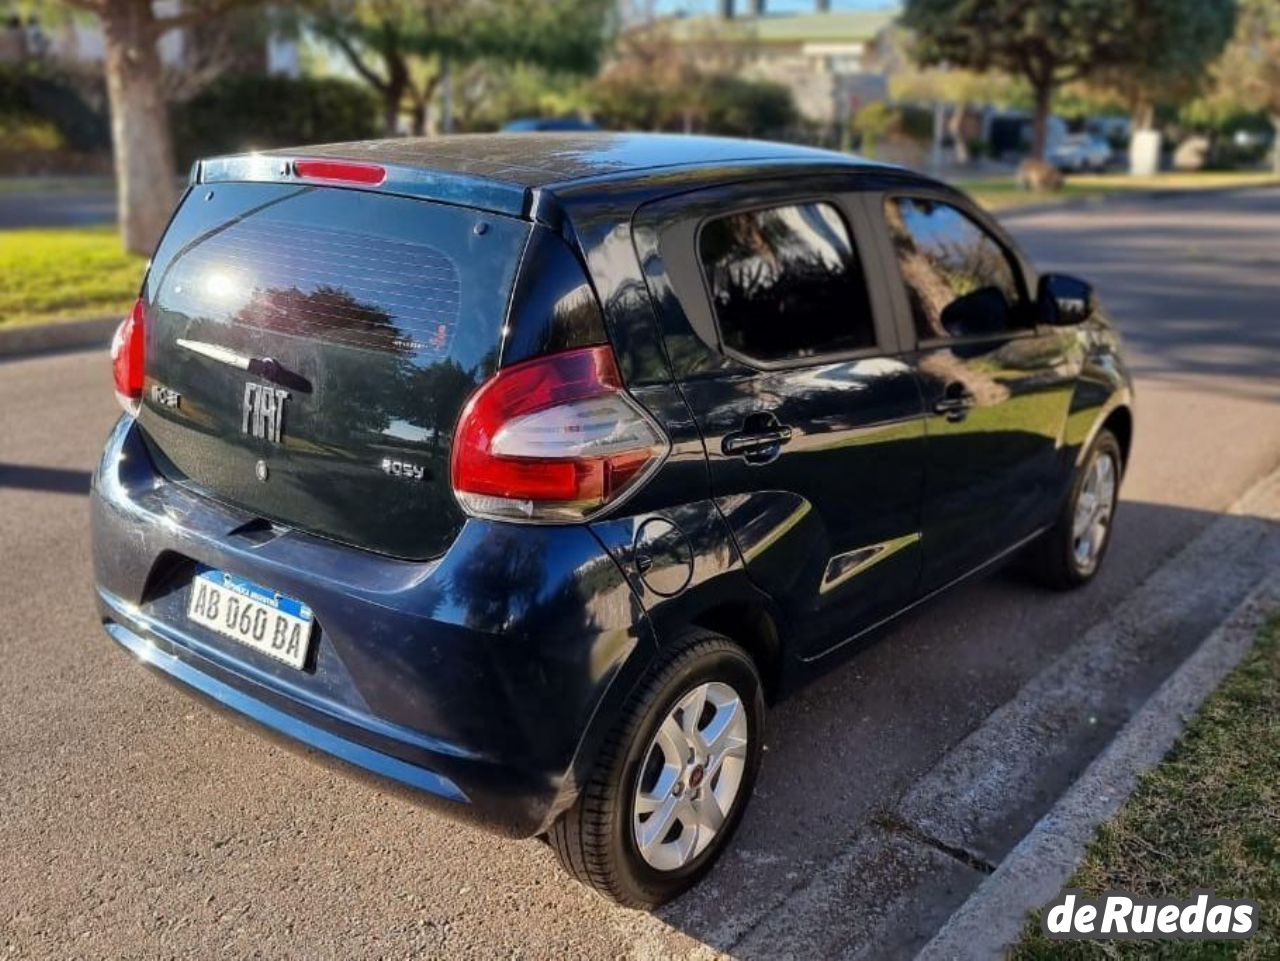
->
[1038, 273, 1096, 326]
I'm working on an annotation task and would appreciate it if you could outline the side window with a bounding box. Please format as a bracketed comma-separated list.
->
[884, 197, 1025, 341]
[698, 202, 876, 364]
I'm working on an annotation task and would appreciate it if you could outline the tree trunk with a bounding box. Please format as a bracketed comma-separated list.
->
[101, 0, 177, 256]
[1029, 83, 1052, 162]
[408, 98, 426, 137]
[1133, 99, 1155, 131]
[1273, 116, 1280, 176]
[381, 50, 409, 136]
[948, 103, 970, 165]
[413, 75, 442, 137]
[440, 57, 453, 135]
[382, 85, 403, 136]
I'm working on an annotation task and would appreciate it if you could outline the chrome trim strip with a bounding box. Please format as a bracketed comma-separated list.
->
[819, 532, 922, 594]
[802, 525, 1050, 663]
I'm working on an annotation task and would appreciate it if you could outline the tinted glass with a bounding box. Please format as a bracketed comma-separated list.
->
[698, 202, 875, 363]
[885, 198, 1024, 340]
[140, 183, 528, 560]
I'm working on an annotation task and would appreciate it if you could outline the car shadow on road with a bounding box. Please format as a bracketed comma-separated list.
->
[648, 498, 1278, 959]
[0, 462, 92, 495]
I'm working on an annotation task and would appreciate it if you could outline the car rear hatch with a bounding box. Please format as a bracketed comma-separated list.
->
[137, 177, 530, 559]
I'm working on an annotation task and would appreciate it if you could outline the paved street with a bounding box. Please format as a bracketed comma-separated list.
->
[0, 183, 116, 229]
[2, 189, 1279, 959]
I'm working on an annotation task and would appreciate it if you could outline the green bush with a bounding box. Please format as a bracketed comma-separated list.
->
[0, 64, 107, 152]
[0, 116, 64, 153]
[174, 76, 380, 166]
[700, 76, 798, 138]
[852, 101, 896, 157]
[590, 71, 797, 137]
[897, 104, 935, 144]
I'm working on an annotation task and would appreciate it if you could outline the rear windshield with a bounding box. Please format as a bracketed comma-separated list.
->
[146, 183, 528, 373]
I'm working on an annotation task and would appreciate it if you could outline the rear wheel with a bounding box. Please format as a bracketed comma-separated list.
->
[1027, 429, 1122, 589]
[549, 629, 764, 907]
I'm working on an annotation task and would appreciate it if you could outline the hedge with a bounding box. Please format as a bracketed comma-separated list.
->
[173, 75, 381, 166]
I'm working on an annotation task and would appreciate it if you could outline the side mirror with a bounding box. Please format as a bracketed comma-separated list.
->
[1038, 273, 1096, 326]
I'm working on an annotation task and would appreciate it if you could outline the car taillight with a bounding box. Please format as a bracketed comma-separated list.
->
[451, 345, 669, 522]
[111, 297, 145, 414]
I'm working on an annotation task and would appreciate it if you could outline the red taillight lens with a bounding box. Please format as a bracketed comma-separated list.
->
[110, 297, 145, 414]
[293, 159, 386, 186]
[451, 345, 669, 522]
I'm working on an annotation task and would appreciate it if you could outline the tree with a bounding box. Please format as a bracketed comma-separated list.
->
[1093, 0, 1236, 132]
[901, 0, 1131, 160]
[312, 0, 611, 136]
[851, 101, 895, 158]
[49, 0, 253, 254]
[1213, 0, 1280, 173]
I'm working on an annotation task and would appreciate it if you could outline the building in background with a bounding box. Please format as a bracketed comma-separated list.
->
[0, 2, 299, 76]
[666, 7, 897, 132]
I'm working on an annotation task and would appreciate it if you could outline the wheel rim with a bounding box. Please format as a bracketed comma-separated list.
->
[632, 680, 749, 872]
[1072, 449, 1118, 573]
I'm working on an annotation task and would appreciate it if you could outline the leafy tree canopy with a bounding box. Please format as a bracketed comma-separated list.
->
[901, 0, 1130, 95]
[311, 0, 612, 133]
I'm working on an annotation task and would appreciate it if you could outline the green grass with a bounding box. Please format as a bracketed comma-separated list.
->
[0, 226, 146, 327]
[966, 170, 1280, 213]
[1010, 616, 1280, 960]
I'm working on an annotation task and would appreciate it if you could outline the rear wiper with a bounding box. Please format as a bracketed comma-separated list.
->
[176, 339, 312, 393]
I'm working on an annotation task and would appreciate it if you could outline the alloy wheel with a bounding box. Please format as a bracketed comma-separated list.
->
[632, 681, 749, 872]
[1072, 449, 1118, 573]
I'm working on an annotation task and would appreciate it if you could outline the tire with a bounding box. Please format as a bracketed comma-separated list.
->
[1027, 429, 1123, 590]
[548, 628, 765, 908]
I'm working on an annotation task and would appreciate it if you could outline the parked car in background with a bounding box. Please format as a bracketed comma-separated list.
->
[1232, 128, 1273, 150]
[1049, 134, 1113, 172]
[92, 133, 1134, 908]
[501, 116, 600, 132]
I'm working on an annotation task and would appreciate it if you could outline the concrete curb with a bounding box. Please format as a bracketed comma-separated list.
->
[0, 316, 117, 359]
[917, 572, 1280, 960]
[721, 465, 1280, 960]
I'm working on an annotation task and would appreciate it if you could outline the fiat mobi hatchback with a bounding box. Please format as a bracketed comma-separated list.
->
[91, 133, 1133, 907]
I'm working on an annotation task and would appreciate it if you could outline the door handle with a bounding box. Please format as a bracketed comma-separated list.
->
[933, 385, 976, 422]
[722, 413, 794, 465]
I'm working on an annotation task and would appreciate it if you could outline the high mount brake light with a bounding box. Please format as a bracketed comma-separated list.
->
[111, 297, 145, 415]
[450, 345, 669, 522]
[292, 159, 386, 186]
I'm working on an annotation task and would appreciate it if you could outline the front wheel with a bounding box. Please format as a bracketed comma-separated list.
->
[1027, 429, 1123, 589]
[549, 630, 765, 907]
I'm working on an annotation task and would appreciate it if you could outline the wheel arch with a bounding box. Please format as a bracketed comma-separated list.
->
[689, 599, 784, 704]
[1100, 405, 1134, 470]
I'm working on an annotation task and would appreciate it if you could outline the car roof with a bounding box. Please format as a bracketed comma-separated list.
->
[199, 132, 902, 222]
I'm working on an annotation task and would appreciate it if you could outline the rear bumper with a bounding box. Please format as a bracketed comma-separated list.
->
[91, 416, 655, 838]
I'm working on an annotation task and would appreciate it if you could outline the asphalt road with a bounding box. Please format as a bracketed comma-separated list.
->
[3, 189, 1279, 960]
[0, 185, 116, 229]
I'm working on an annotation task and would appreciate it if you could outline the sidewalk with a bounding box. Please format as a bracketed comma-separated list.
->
[726, 465, 1280, 960]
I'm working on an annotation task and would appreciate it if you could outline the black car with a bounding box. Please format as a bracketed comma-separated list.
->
[92, 133, 1133, 908]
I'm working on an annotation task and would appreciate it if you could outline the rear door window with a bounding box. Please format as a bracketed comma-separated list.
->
[884, 197, 1026, 341]
[697, 202, 877, 364]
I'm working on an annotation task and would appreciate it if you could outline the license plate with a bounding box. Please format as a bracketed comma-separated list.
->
[187, 568, 314, 670]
